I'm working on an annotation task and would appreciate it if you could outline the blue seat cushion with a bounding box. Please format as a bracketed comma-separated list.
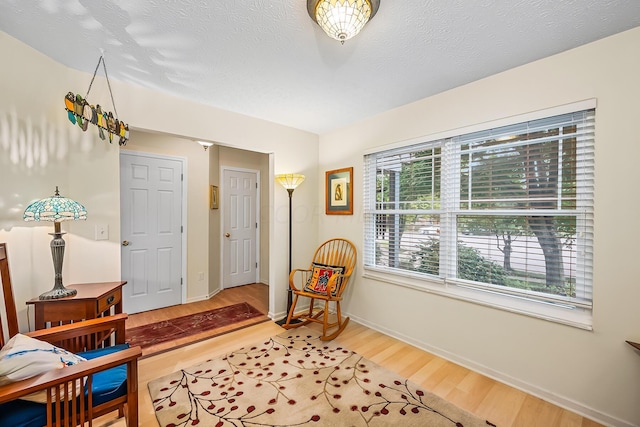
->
[0, 343, 130, 427]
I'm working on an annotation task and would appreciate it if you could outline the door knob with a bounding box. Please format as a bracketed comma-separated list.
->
[225, 233, 230, 237]
[122, 240, 130, 246]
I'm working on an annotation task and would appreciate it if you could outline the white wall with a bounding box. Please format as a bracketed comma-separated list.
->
[0, 32, 123, 331]
[0, 31, 319, 332]
[317, 27, 640, 426]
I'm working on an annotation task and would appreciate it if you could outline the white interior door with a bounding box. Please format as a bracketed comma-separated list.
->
[223, 169, 258, 288]
[120, 151, 183, 313]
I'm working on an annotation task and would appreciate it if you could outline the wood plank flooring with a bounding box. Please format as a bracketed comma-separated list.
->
[96, 284, 603, 427]
[125, 283, 270, 357]
[126, 283, 269, 328]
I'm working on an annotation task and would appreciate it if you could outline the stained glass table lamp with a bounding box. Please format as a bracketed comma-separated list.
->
[23, 186, 87, 299]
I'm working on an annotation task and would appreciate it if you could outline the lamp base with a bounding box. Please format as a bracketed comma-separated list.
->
[39, 285, 77, 300]
[275, 317, 303, 327]
[40, 227, 76, 299]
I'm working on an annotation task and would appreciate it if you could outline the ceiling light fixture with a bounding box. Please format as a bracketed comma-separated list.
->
[307, 0, 380, 44]
[197, 140, 214, 151]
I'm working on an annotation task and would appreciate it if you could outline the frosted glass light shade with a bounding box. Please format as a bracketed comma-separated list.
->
[197, 140, 214, 150]
[275, 174, 306, 190]
[308, 0, 380, 43]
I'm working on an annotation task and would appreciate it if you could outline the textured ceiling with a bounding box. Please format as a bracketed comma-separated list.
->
[1, 0, 639, 134]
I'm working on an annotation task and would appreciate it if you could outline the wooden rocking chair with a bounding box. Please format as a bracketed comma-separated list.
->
[0, 242, 141, 427]
[283, 238, 357, 340]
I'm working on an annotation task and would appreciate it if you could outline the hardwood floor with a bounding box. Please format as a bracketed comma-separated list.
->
[126, 283, 269, 328]
[337, 322, 603, 427]
[96, 286, 603, 427]
[125, 283, 270, 357]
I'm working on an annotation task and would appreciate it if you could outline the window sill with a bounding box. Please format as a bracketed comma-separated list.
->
[362, 267, 593, 330]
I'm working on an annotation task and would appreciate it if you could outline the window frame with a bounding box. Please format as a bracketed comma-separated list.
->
[363, 100, 596, 329]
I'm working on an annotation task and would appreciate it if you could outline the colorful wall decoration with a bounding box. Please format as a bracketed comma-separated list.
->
[64, 91, 129, 145]
[63, 55, 129, 146]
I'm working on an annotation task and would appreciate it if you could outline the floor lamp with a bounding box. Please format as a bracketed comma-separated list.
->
[23, 186, 87, 299]
[274, 173, 305, 326]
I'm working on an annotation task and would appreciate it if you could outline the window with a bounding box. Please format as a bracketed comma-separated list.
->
[363, 105, 595, 328]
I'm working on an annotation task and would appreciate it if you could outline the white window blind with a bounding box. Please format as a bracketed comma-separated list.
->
[364, 107, 595, 324]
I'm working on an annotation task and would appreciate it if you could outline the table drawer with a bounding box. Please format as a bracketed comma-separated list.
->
[40, 302, 93, 325]
[97, 288, 121, 314]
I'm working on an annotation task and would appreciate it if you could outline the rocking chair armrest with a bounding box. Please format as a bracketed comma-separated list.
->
[288, 268, 312, 292]
[0, 346, 141, 404]
[326, 271, 352, 297]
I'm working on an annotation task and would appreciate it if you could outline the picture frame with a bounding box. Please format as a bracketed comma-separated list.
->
[210, 185, 219, 210]
[325, 167, 353, 215]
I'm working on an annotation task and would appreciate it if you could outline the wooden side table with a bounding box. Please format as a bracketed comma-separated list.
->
[26, 281, 126, 330]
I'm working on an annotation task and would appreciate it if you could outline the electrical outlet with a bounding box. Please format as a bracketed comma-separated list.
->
[95, 224, 109, 241]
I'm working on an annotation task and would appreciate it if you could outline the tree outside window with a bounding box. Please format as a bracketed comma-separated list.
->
[364, 109, 594, 313]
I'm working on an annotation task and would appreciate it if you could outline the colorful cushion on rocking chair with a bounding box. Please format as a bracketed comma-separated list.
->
[303, 263, 345, 297]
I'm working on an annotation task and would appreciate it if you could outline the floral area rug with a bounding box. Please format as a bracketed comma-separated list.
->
[148, 327, 496, 426]
[127, 302, 267, 357]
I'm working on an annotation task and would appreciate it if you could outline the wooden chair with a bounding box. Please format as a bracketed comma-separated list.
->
[0, 242, 141, 427]
[283, 238, 357, 340]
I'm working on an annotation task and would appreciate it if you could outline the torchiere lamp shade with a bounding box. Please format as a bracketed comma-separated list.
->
[275, 173, 306, 191]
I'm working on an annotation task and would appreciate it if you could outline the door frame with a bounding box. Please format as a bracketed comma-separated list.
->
[120, 149, 188, 308]
[220, 166, 261, 289]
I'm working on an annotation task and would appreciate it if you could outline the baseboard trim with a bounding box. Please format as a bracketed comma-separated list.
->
[347, 313, 630, 427]
[185, 288, 222, 304]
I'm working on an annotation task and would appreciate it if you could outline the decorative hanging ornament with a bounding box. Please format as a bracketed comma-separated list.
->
[63, 55, 129, 146]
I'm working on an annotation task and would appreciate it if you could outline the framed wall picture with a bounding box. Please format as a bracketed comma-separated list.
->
[325, 167, 353, 215]
[210, 185, 219, 209]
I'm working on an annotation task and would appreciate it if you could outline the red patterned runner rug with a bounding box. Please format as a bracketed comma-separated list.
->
[127, 302, 268, 357]
[148, 326, 496, 427]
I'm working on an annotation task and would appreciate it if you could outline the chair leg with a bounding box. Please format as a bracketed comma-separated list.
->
[322, 300, 330, 338]
[128, 401, 139, 427]
[283, 294, 299, 327]
[307, 297, 315, 317]
[127, 358, 139, 427]
[320, 301, 349, 341]
[283, 294, 313, 329]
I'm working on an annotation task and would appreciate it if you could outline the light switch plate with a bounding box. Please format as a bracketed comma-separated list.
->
[95, 224, 109, 241]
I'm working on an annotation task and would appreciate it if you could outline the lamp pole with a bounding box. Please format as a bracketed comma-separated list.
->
[285, 187, 294, 310]
[275, 187, 297, 326]
[274, 174, 305, 326]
